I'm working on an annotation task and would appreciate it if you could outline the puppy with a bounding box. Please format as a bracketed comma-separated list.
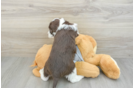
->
[41, 18, 78, 88]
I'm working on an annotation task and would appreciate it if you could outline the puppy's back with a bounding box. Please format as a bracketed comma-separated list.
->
[48, 30, 77, 76]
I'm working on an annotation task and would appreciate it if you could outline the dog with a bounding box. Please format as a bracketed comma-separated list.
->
[41, 18, 79, 88]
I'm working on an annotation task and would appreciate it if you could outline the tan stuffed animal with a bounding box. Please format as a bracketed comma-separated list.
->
[31, 34, 120, 79]
[75, 34, 120, 79]
[31, 44, 52, 77]
[31, 34, 99, 78]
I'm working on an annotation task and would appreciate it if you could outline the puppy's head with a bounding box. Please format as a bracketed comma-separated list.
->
[48, 18, 65, 38]
[48, 18, 78, 38]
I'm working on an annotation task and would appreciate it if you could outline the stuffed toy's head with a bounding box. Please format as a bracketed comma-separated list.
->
[75, 34, 96, 59]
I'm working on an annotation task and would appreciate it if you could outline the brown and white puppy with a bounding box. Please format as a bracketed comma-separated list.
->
[40, 18, 78, 88]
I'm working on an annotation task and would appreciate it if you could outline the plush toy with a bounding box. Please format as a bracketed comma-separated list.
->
[31, 34, 99, 78]
[31, 34, 120, 79]
[75, 34, 120, 79]
[31, 44, 99, 78]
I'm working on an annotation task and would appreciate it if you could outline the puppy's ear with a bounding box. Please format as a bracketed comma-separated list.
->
[75, 35, 82, 45]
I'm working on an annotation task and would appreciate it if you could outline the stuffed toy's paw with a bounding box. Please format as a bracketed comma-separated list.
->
[99, 54, 120, 79]
[75, 62, 100, 78]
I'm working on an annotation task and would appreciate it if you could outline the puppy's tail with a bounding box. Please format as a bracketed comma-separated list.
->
[53, 77, 60, 88]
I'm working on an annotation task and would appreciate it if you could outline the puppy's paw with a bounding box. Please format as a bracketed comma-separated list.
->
[39, 68, 49, 81]
[68, 74, 84, 83]
[65, 68, 84, 83]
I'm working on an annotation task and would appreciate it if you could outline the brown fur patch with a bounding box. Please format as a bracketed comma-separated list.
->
[49, 19, 59, 36]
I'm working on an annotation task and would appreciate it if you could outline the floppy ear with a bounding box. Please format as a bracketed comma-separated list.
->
[75, 35, 82, 45]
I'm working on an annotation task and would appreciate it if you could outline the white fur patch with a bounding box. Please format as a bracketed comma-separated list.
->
[48, 30, 54, 38]
[57, 23, 78, 32]
[39, 68, 49, 81]
[59, 18, 65, 27]
[75, 23, 79, 34]
[51, 18, 78, 36]
[65, 68, 84, 83]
